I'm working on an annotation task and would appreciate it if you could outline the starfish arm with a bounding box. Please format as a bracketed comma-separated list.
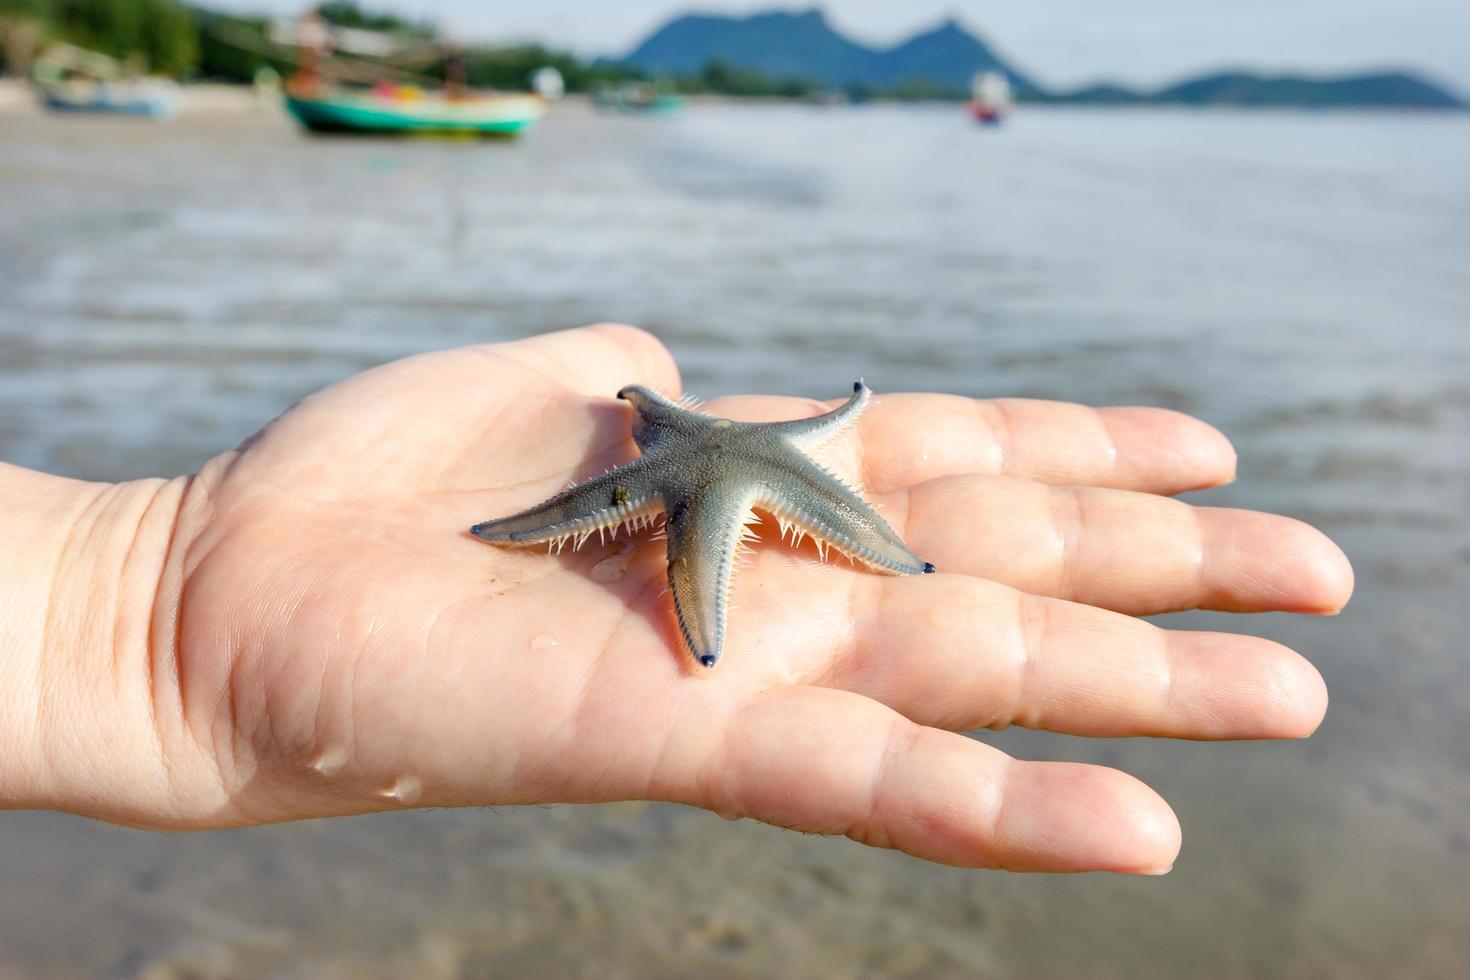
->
[766, 380, 871, 453]
[757, 453, 931, 576]
[665, 483, 760, 669]
[617, 384, 709, 451]
[469, 459, 663, 551]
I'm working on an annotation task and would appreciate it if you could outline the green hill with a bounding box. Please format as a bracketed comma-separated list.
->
[619, 9, 1040, 97]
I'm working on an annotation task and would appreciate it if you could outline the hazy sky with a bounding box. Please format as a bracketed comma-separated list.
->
[212, 1, 1470, 93]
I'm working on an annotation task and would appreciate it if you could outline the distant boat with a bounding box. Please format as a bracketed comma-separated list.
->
[968, 71, 1011, 125]
[258, 12, 546, 138]
[39, 79, 178, 119]
[31, 42, 177, 119]
[804, 89, 850, 107]
[592, 82, 684, 114]
[284, 84, 545, 137]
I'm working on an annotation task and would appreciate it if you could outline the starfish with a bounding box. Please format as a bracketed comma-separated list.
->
[469, 381, 934, 669]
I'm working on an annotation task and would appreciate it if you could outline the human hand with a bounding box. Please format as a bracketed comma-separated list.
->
[5, 325, 1351, 872]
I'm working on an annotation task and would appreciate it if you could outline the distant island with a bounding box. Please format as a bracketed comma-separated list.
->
[617, 10, 1044, 100]
[0, 1, 1462, 109]
[1064, 70, 1464, 109]
[614, 8, 1465, 109]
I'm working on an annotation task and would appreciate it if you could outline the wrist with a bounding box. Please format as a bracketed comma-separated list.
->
[0, 463, 101, 807]
[0, 464, 208, 824]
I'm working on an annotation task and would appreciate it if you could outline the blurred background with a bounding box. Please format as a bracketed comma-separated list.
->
[2, 1, 1468, 977]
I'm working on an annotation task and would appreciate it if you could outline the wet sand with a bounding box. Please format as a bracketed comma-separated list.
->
[1, 100, 1468, 977]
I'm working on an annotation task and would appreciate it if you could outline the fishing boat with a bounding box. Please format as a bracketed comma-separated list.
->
[592, 82, 685, 114]
[31, 43, 177, 119]
[284, 84, 544, 136]
[967, 70, 1012, 125]
[39, 79, 177, 118]
[262, 13, 545, 138]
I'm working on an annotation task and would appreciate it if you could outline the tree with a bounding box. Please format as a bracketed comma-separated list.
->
[137, 0, 194, 76]
[13, 0, 196, 76]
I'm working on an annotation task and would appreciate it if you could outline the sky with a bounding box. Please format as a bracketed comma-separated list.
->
[211, 1, 1470, 95]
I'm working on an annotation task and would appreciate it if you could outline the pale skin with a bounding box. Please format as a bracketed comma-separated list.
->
[0, 324, 1352, 873]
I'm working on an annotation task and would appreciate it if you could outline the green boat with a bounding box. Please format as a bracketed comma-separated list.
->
[284, 87, 545, 137]
[592, 82, 685, 114]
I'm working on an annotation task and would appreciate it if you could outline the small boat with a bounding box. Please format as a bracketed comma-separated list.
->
[967, 70, 1012, 125]
[284, 84, 545, 137]
[39, 79, 177, 119]
[593, 82, 685, 114]
[804, 89, 850, 107]
[31, 42, 177, 119]
[266, 13, 546, 138]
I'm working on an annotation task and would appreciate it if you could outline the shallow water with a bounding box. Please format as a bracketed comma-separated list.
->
[1, 100, 1468, 977]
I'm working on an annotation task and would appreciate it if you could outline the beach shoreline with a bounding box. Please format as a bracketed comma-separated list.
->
[1, 95, 1466, 978]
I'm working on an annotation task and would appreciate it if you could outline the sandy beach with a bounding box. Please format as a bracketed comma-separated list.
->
[1, 98, 1467, 977]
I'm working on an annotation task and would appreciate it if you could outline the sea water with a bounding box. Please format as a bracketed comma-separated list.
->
[1, 100, 1467, 976]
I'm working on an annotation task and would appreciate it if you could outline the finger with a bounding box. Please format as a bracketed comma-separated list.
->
[450, 324, 683, 491]
[823, 573, 1328, 740]
[707, 393, 1236, 494]
[699, 686, 1180, 872]
[243, 324, 680, 489]
[447, 323, 681, 485]
[486, 323, 682, 399]
[892, 474, 1354, 615]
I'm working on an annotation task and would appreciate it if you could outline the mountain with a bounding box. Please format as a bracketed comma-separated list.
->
[1060, 69, 1464, 109]
[1062, 82, 1144, 105]
[1154, 70, 1463, 108]
[620, 9, 1039, 96]
[620, 10, 869, 82]
[873, 18, 1039, 94]
[617, 8, 1464, 108]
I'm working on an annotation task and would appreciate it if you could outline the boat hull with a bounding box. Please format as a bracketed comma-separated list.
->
[284, 92, 544, 137]
[967, 101, 1006, 125]
[592, 89, 684, 114]
[40, 84, 176, 119]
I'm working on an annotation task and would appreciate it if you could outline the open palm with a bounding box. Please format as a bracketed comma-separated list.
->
[157, 324, 1350, 872]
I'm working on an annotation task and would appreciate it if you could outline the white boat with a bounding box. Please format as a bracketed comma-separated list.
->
[32, 42, 178, 119]
[968, 71, 1012, 125]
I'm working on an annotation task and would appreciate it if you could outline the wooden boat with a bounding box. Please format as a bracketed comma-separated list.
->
[284, 84, 544, 137]
[31, 43, 177, 119]
[592, 82, 685, 114]
[40, 80, 177, 119]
